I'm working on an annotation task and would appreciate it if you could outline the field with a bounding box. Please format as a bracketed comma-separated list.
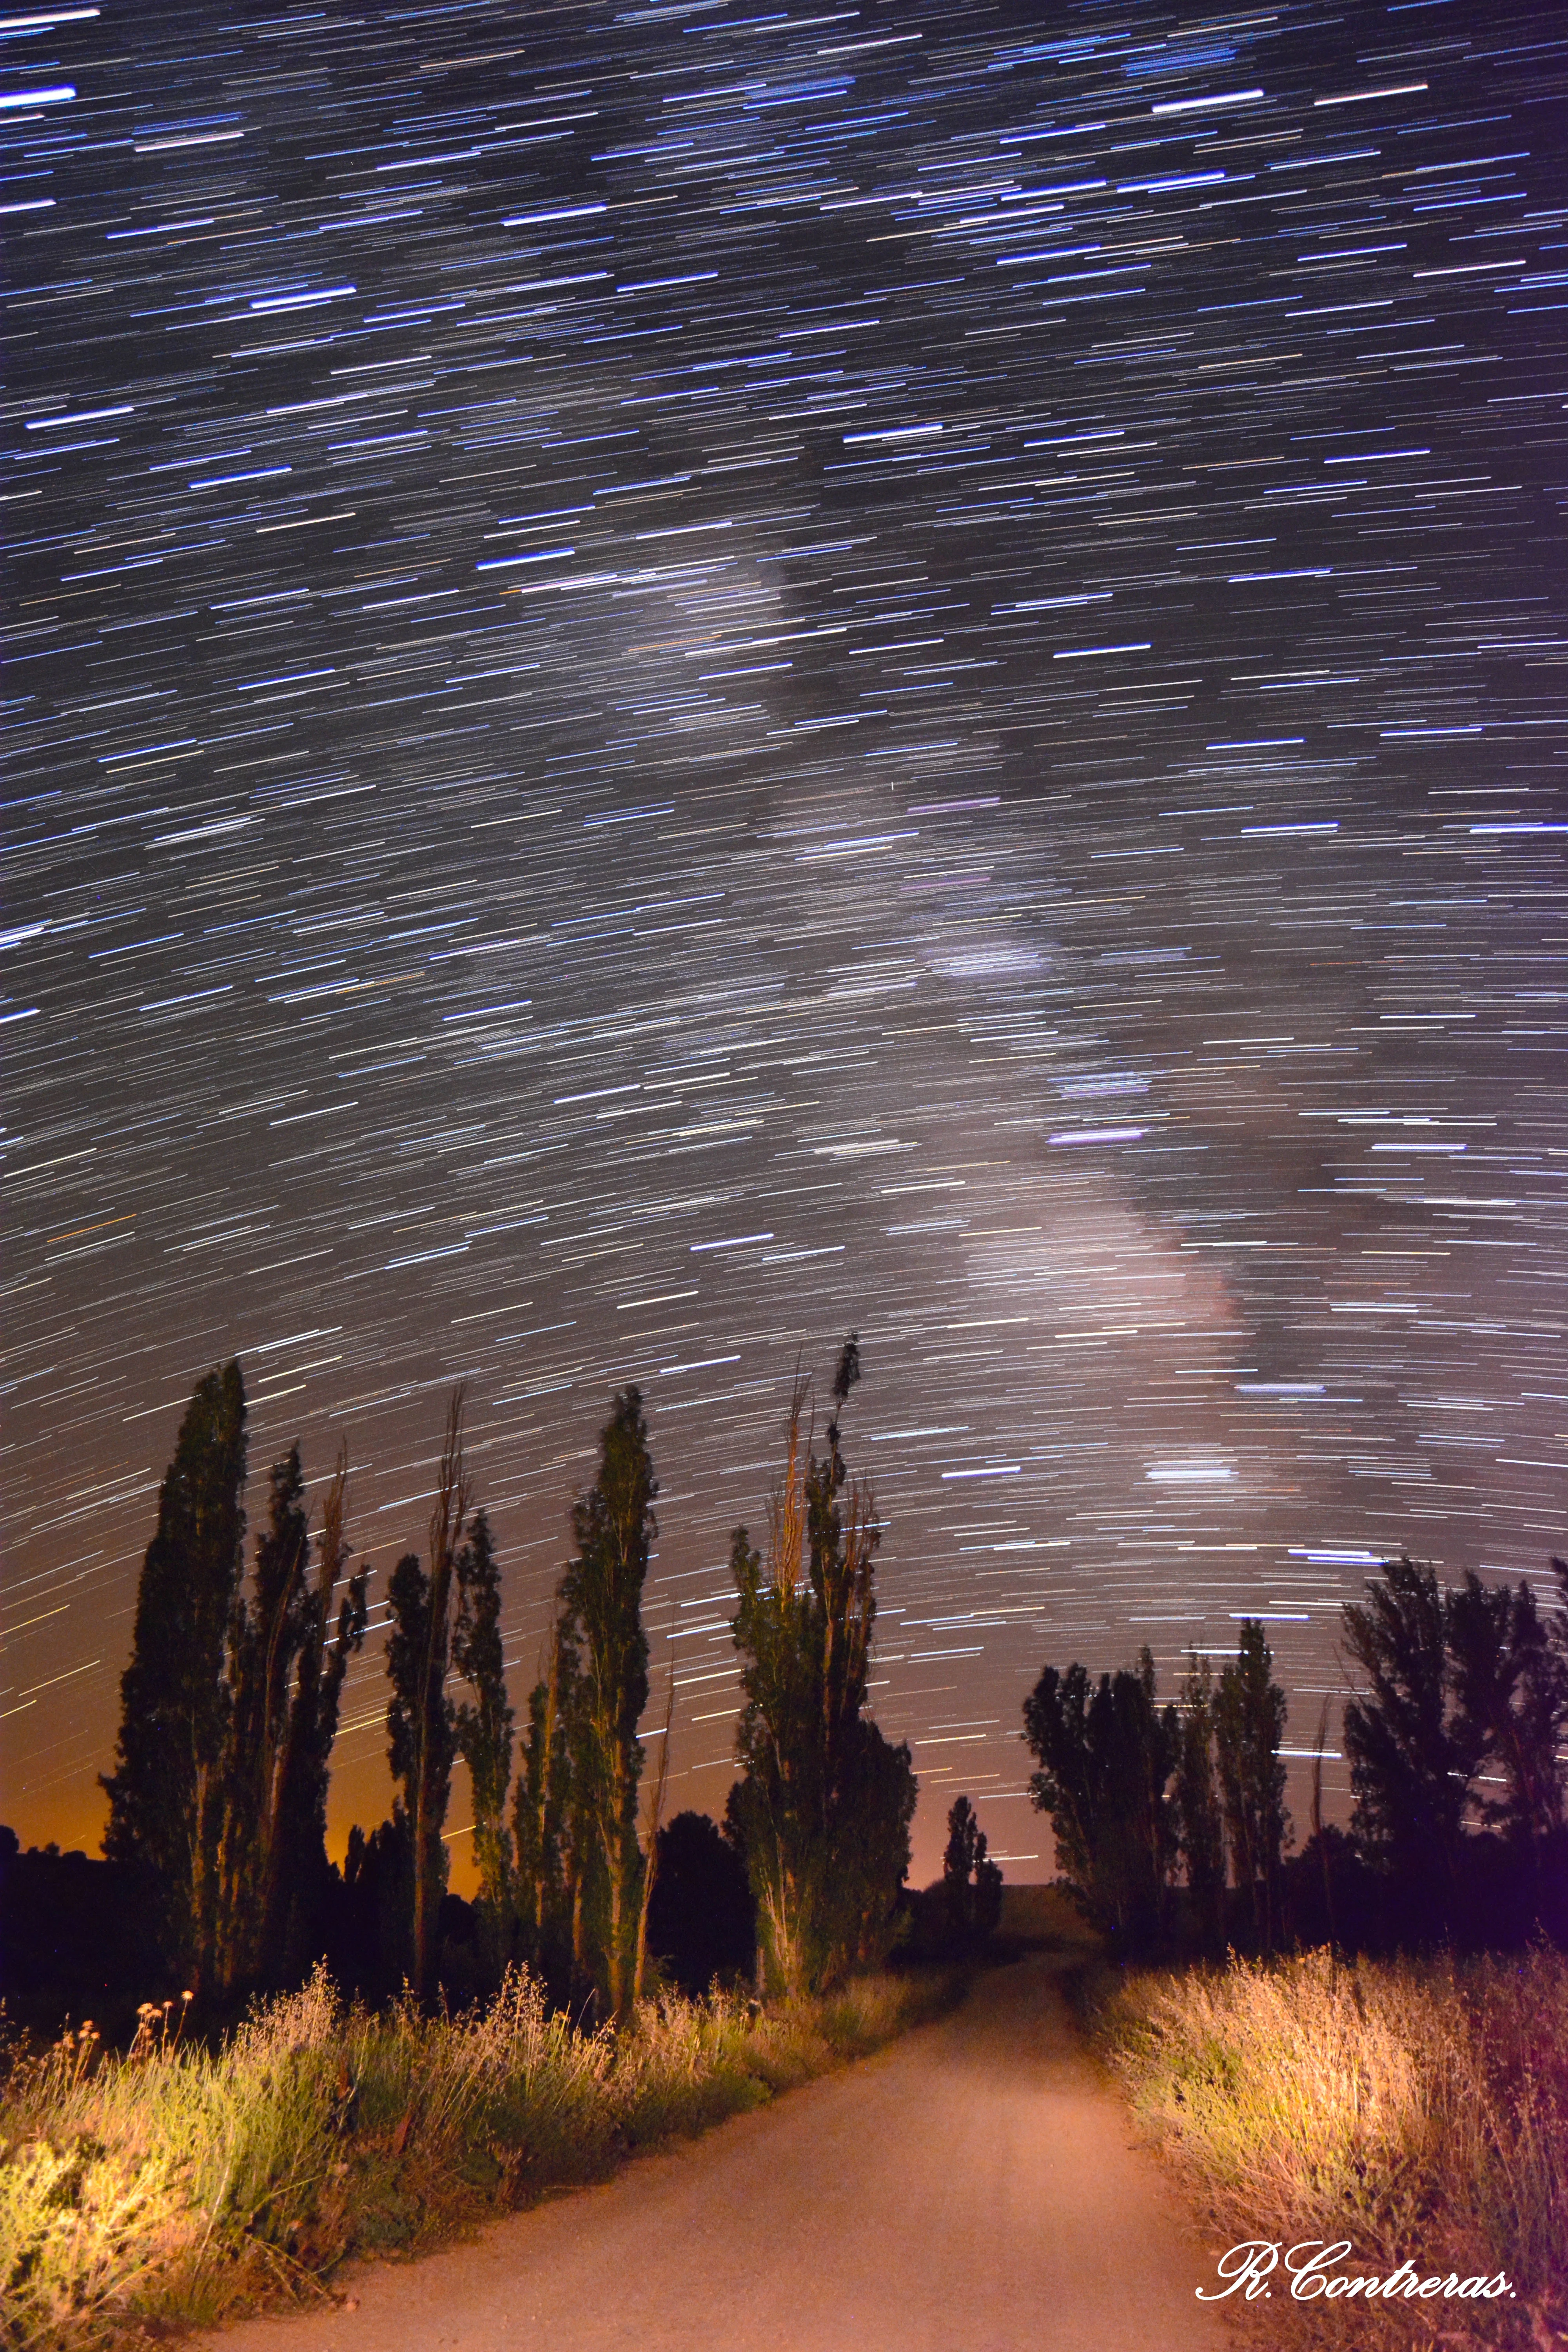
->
[1092, 1946, 1568, 2351]
[0, 1966, 948, 2351]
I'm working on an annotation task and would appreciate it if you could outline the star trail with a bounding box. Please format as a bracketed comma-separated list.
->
[3, 0, 1565, 1885]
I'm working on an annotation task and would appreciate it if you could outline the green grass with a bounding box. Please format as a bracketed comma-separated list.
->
[0, 1967, 949, 2350]
[1091, 1945, 1568, 2351]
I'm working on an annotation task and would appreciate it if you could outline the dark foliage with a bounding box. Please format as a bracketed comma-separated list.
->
[1024, 1626, 1288, 1958]
[1280, 1824, 1389, 1954]
[384, 1548, 458, 1996]
[1214, 1620, 1290, 1951]
[97, 1368, 372, 2015]
[512, 1625, 575, 2002]
[1342, 1555, 1568, 1944]
[101, 1362, 249, 1991]
[1342, 1556, 1472, 1940]
[1173, 1656, 1227, 1954]
[0, 1829, 163, 2037]
[382, 1387, 473, 2001]
[332, 1817, 415, 2003]
[730, 1341, 916, 1993]
[454, 1506, 515, 1963]
[940, 1795, 1004, 1950]
[1023, 1648, 1179, 1950]
[645, 1810, 756, 1996]
[556, 1386, 658, 2022]
[214, 1444, 368, 2000]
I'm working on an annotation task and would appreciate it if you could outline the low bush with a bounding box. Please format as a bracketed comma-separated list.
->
[0, 1965, 949, 2350]
[1092, 1946, 1568, 2350]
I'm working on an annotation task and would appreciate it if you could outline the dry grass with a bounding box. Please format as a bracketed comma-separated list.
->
[1093, 1946, 1568, 2352]
[0, 1966, 949, 2350]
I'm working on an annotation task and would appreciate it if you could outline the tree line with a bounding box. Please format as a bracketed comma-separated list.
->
[89, 1347, 1565, 2009]
[1023, 1555, 1568, 1955]
[98, 1340, 916, 2018]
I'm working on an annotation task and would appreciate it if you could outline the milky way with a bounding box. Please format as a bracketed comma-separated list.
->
[3, 0, 1565, 1885]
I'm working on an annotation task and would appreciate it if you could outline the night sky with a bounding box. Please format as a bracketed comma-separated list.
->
[4, 0, 1565, 1891]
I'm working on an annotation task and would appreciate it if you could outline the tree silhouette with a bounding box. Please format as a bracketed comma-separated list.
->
[513, 1616, 575, 1995]
[212, 1443, 368, 1997]
[942, 1795, 1003, 1947]
[1215, 1620, 1290, 1951]
[1343, 1555, 1568, 1939]
[102, 1363, 248, 1991]
[1448, 1567, 1568, 1848]
[1023, 1650, 1179, 1947]
[645, 1811, 755, 1996]
[1174, 1655, 1227, 1952]
[556, 1386, 658, 2022]
[385, 1388, 470, 1998]
[266, 1449, 368, 1979]
[454, 1506, 515, 1960]
[214, 1443, 307, 1996]
[1342, 1557, 1475, 1939]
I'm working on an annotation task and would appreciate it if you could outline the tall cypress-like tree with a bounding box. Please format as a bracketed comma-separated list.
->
[214, 1443, 369, 1997]
[730, 1343, 916, 1994]
[214, 1443, 310, 1996]
[1174, 1654, 1227, 1952]
[454, 1507, 515, 1949]
[1214, 1619, 1289, 1951]
[513, 1615, 576, 1993]
[556, 1387, 658, 2022]
[102, 1362, 249, 1990]
[385, 1387, 469, 1998]
[270, 1448, 369, 1975]
[385, 1550, 453, 1996]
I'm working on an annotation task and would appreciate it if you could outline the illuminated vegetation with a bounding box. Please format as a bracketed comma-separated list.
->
[1093, 1947, 1568, 2350]
[0, 1964, 947, 2352]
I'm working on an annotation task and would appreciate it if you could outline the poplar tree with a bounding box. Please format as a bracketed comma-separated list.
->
[556, 1386, 658, 2022]
[513, 1618, 575, 1992]
[385, 1387, 469, 1998]
[1174, 1654, 1227, 1952]
[1214, 1620, 1289, 1951]
[102, 1362, 249, 1991]
[214, 1443, 311, 1995]
[454, 1508, 515, 1945]
[214, 1444, 369, 1996]
[267, 1448, 369, 1975]
[730, 1342, 916, 1993]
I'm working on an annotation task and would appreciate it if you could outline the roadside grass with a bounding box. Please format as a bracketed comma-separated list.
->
[0, 1965, 953, 2350]
[1090, 1945, 1568, 2351]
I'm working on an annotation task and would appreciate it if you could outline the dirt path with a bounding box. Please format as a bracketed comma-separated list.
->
[202, 1956, 1235, 2352]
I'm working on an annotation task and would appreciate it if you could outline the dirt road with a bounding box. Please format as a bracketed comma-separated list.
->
[203, 1956, 1234, 2352]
